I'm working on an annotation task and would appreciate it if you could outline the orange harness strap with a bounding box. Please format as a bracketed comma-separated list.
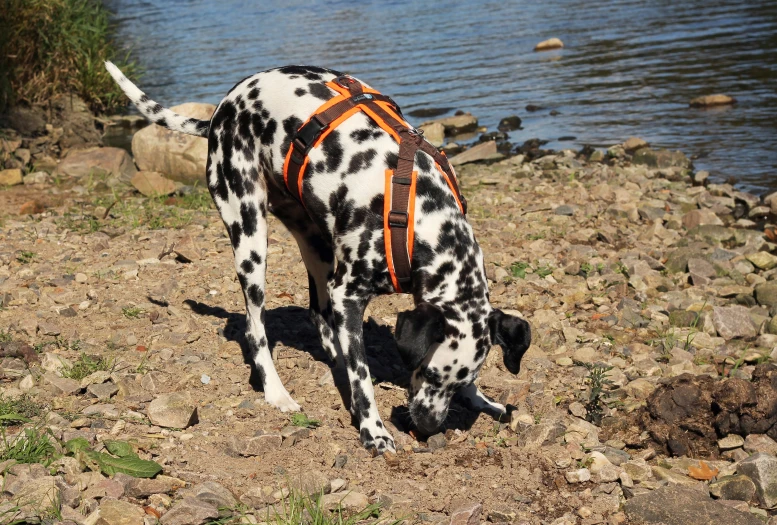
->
[282, 76, 467, 293]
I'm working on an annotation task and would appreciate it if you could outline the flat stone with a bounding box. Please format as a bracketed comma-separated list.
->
[279, 425, 310, 446]
[87, 382, 119, 400]
[55, 147, 137, 182]
[687, 258, 716, 278]
[12, 477, 60, 514]
[718, 435, 745, 450]
[690, 94, 737, 108]
[0, 168, 23, 186]
[419, 113, 478, 136]
[449, 141, 500, 166]
[712, 306, 757, 340]
[160, 497, 219, 525]
[738, 452, 777, 508]
[173, 234, 204, 263]
[131, 171, 178, 196]
[534, 37, 564, 51]
[746, 252, 777, 270]
[744, 434, 777, 456]
[449, 502, 482, 525]
[125, 476, 184, 498]
[624, 486, 760, 525]
[623, 137, 649, 152]
[709, 475, 757, 502]
[228, 433, 281, 456]
[43, 372, 81, 395]
[683, 209, 723, 229]
[319, 491, 370, 512]
[147, 392, 198, 429]
[186, 481, 237, 509]
[554, 204, 574, 216]
[94, 498, 145, 525]
[288, 469, 331, 497]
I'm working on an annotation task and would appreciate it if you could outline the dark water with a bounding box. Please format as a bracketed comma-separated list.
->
[105, 0, 777, 194]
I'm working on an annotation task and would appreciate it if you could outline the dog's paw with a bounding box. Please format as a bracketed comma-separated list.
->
[265, 389, 301, 413]
[360, 427, 396, 455]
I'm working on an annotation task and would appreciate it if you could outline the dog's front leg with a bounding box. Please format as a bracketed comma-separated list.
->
[328, 269, 395, 454]
[456, 383, 513, 421]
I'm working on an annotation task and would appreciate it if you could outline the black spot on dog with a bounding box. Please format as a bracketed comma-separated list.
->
[247, 88, 260, 100]
[250, 251, 263, 265]
[247, 79, 258, 88]
[415, 150, 432, 172]
[247, 284, 264, 306]
[240, 260, 254, 274]
[240, 202, 258, 237]
[151, 104, 163, 114]
[384, 151, 398, 170]
[260, 118, 277, 146]
[308, 83, 332, 101]
[456, 367, 470, 381]
[347, 149, 377, 174]
[321, 130, 344, 172]
[281, 116, 303, 158]
[156, 118, 167, 128]
[294, 88, 307, 97]
[229, 222, 242, 249]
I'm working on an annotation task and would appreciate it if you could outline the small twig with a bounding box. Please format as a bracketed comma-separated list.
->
[158, 243, 176, 260]
[102, 200, 117, 220]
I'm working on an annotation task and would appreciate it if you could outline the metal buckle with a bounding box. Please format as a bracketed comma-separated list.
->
[388, 211, 409, 228]
[335, 76, 356, 88]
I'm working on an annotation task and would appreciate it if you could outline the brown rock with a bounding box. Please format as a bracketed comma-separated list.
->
[419, 113, 478, 136]
[132, 103, 215, 184]
[0, 168, 23, 186]
[55, 147, 137, 182]
[623, 137, 648, 152]
[94, 498, 145, 525]
[682, 209, 723, 229]
[450, 502, 482, 525]
[159, 497, 218, 525]
[449, 141, 500, 166]
[147, 392, 198, 429]
[131, 171, 178, 196]
[534, 38, 564, 51]
[690, 94, 737, 108]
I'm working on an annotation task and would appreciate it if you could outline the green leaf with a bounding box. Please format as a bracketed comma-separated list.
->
[93, 452, 162, 478]
[103, 440, 136, 458]
[0, 414, 29, 423]
[64, 437, 91, 454]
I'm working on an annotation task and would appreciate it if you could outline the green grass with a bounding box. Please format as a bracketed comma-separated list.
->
[290, 413, 321, 429]
[0, 0, 138, 113]
[122, 306, 144, 319]
[0, 395, 43, 426]
[509, 261, 530, 279]
[249, 490, 401, 525]
[15, 251, 34, 264]
[60, 353, 113, 381]
[0, 427, 57, 465]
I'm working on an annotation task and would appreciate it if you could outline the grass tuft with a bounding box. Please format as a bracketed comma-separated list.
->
[0, 395, 43, 426]
[60, 352, 113, 381]
[0, 0, 137, 113]
[0, 426, 57, 465]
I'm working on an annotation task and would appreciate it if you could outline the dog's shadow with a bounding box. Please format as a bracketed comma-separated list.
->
[183, 299, 486, 435]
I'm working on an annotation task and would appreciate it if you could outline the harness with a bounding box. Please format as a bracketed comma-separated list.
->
[283, 76, 467, 293]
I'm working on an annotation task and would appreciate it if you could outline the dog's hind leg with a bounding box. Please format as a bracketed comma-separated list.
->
[207, 137, 299, 413]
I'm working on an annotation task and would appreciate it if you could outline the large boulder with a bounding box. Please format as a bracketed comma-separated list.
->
[55, 147, 136, 182]
[131, 103, 215, 184]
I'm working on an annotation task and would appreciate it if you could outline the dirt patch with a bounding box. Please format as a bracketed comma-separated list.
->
[634, 365, 777, 457]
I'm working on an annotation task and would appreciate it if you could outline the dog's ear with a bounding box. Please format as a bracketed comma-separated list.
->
[488, 309, 531, 374]
[395, 303, 446, 370]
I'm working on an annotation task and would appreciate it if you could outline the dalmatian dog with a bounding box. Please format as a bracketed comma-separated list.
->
[106, 62, 531, 454]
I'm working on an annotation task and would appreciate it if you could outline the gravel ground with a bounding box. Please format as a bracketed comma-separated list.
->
[2, 131, 777, 525]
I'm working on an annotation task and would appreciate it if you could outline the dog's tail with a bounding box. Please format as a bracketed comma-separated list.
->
[104, 61, 209, 138]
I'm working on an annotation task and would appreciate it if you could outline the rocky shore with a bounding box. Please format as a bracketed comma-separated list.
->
[1, 103, 777, 525]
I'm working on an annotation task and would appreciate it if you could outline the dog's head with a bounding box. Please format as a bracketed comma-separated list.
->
[395, 302, 531, 435]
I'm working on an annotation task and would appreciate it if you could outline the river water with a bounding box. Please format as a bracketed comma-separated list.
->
[105, 0, 777, 194]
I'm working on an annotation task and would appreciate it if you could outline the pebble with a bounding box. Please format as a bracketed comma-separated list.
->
[565, 468, 591, 483]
